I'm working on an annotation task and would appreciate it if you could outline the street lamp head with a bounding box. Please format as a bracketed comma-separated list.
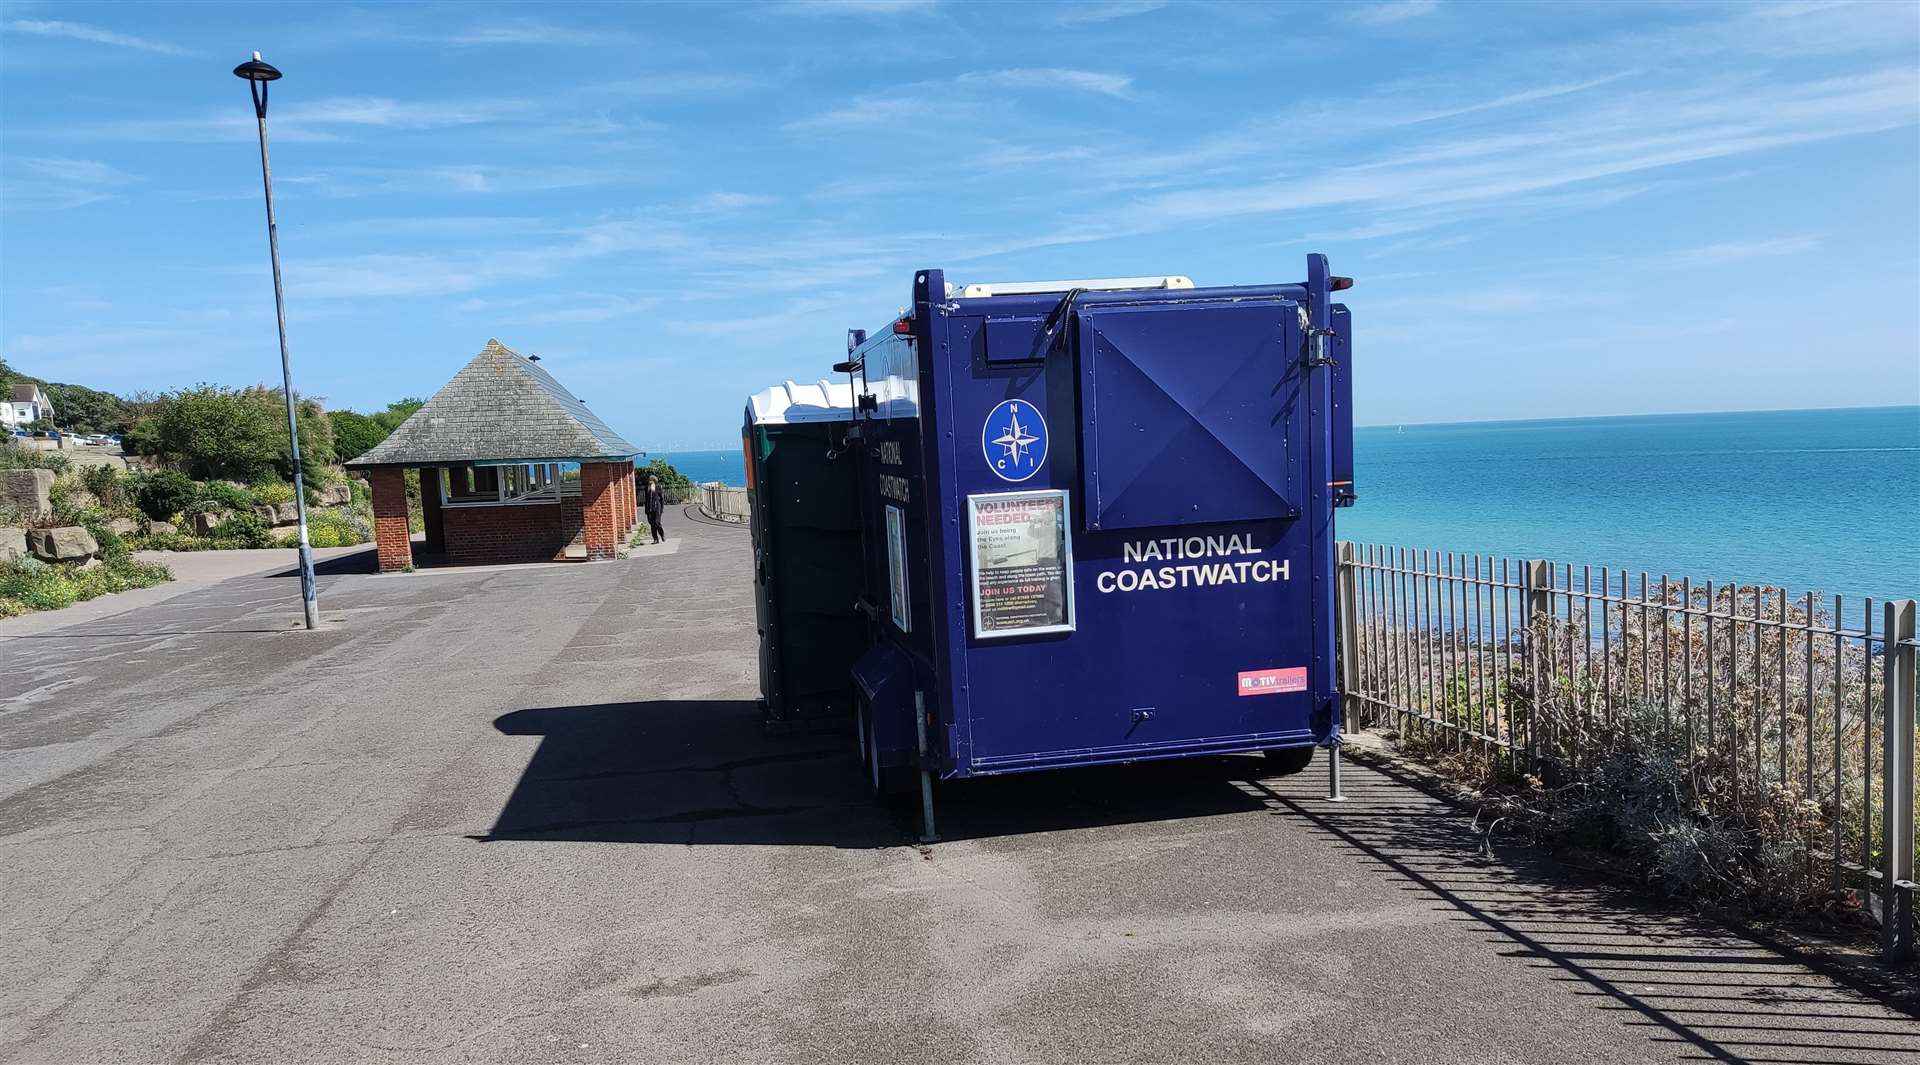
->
[232, 52, 281, 82]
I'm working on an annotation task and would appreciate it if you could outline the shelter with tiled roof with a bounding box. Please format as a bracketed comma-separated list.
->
[346, 339, 642, 571]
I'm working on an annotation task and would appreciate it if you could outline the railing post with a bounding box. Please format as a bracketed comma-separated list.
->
[1524, 560, 1552, 767]
[1336, 541, 1359, 711]
[1884, 599, 1916, 964]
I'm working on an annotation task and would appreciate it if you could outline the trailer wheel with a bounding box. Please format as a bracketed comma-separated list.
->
[1261, 746, 1316, 776]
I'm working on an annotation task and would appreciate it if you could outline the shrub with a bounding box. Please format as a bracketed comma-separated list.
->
[303, 508, 365, 548]
[0, 442, 70, 473]
[122, 384, 333, 486]
[134, 470, 198, 522]
[0, 555, 170, 616]
[211, 511, 275, 549]
[80, 464, 127, 512]
[198, 480, 255, 511]
[249, 478, 296, 505]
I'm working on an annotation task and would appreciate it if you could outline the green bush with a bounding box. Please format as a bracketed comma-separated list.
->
[249, 478, 296, 505]
[80, 464, 127, 512]
[211, 511, 275, 549]
[303, 508, 365, 548]
[0, 442, 70, 473]
[134, 470, 198, 522]
[0, 557, 76, 611]
[121, 384, 333, 486]
[198, 480, 255, 511]
[0, 555, 170, 616]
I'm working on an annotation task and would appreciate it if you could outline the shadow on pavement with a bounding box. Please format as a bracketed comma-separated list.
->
[1246, 760, 1920, 1065]
[262, 550, 378, 578]
[475, 699, 1269, 848]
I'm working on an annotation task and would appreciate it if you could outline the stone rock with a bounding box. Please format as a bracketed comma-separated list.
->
[106, 517, 139, 537]
[276, 503, 301, 524]
[28, 526, 98, 562]
[148, 521, 177, 537]
[75, 556, 103, 571]
[252, 504, 279, 523]
[0, 526, 26, 563]
[190, 510, 231, 536]
[2, 468, 55, 521]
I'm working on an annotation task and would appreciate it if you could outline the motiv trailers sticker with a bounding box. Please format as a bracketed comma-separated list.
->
[1237, 667, 1308, 696]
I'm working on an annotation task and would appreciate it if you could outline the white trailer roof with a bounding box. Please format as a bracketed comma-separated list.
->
[747, 379, 859, 425]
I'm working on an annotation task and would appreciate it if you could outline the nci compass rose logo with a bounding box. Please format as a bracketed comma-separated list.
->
[982, 398, 1047, 482]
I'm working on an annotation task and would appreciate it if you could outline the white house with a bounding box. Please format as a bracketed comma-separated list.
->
[3, 384, 54, 429]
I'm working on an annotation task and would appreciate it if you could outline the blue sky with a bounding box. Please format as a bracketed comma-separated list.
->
[2, 0, 1916, 449]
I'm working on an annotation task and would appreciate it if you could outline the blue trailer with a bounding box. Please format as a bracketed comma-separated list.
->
[755, 254, 1355, 833]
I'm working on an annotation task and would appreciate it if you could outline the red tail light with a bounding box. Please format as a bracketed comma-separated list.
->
[1330, 276, 1354, 291]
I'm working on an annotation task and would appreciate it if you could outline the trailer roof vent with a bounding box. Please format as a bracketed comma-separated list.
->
[948, 275, 1195, 299]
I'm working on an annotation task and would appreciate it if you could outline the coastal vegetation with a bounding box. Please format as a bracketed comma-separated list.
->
[1350, 584, 1900, 924]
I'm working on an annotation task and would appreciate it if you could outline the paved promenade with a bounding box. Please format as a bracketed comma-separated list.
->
[2, 510, 1913, 1063]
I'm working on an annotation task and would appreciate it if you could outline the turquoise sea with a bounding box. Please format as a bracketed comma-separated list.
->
[655, 406, 1920, 601]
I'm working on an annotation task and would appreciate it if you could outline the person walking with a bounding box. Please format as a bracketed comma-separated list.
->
[644, 474, 667, 543]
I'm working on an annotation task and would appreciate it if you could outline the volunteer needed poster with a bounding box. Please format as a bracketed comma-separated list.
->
[968, 490, 1074, 638]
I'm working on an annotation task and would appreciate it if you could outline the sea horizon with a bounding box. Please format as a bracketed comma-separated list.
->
[654, 404, 1918, 603]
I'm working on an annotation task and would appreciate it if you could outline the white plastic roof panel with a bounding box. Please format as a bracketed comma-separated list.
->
[747, 379, 860, 425]
[946, 275, 1195, 299]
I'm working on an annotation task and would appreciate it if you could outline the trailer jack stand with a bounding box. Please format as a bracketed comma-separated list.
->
[914, 691, 939, 842]
[1326, 740, 1346, 802]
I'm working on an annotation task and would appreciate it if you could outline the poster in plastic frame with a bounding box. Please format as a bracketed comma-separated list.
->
[966, 489, 1076, 639]
[885, 503, 910, 633]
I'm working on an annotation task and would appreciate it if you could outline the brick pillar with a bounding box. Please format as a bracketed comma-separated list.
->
[420, 467, 445, 555]
[369, 467, 412, 572]
[621, 466, 635, 535]
[579, 462, 620, 560]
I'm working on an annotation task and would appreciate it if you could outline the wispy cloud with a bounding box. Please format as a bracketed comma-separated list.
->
[688, 192, 778, 213]
[1054, 1, 1168, 27]
[783, 95, 941, 133]
[57, 95, 552, 143]
[774, 0, 940, 14]
[957, 68, 1135, 99]
[1651, 235, 1821, 270]
[458, 292, 660, 324]
[445, 17, 646, 46]
[1345, 0, 1440, 27]
[607, 74, 763, 97]
[2, 157, 142, 211]
[292, 164, 622, 198]
[4, 18, 192, 56]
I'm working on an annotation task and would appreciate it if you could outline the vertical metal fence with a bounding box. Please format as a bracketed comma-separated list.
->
[1336, 541, 1917, 963]
[697, 483, 750, 524]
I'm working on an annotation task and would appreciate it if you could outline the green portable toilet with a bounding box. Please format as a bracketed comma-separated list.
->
[744, 379, 865, 725]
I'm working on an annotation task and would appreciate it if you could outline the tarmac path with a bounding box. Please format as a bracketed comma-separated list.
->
[1, 514, 1914, 1064]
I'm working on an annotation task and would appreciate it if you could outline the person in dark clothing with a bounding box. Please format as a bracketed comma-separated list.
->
[643, 474, 667, 543]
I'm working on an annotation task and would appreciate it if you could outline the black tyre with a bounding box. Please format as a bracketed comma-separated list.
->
[1261, 746, 1316, 776]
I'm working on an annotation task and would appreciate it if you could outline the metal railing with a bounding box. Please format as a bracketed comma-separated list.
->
[696, 483, 750, 524]
[1336, 541, 1917, 963]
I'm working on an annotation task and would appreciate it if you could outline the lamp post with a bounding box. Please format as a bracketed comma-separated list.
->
[234, 52, 319, 630]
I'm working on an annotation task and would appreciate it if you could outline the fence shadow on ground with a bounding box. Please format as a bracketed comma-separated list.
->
[1246, 758, 1920, 1065]
[474, 699, 1271, 848]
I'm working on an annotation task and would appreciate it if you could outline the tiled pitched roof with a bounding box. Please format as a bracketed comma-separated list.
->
[346, 339, 640, 467]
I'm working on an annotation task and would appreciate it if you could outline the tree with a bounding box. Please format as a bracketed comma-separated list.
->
[329, 410, 387, 463]
[43, 383, 130, 435]
[123, 385, 333, 485]
[371, 397, 424, 434]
